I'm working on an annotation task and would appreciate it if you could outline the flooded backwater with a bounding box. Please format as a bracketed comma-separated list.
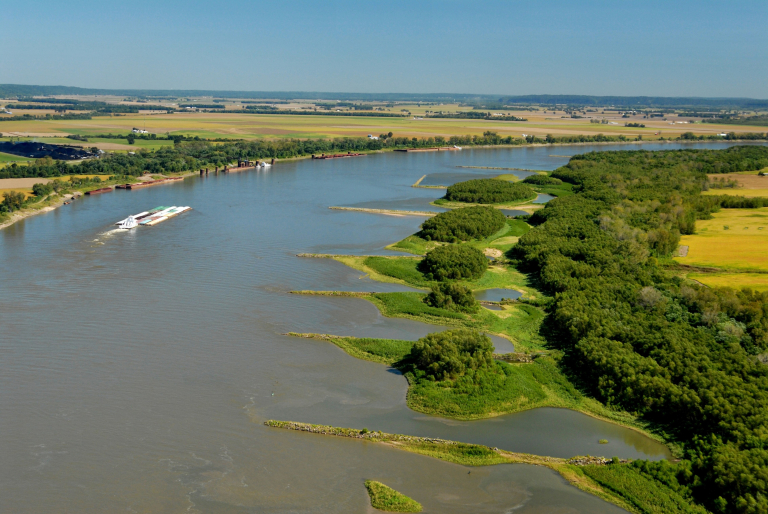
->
[2, 142, 756, 512]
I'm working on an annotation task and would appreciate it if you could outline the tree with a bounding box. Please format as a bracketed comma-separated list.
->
[2, 190, 26, 211]
[423, 282, 478, 312]
[419, 245, 487, 281]
[127, 133, 136, 144]
[407, 329, 494, 381]
[419, 206, 506, 242]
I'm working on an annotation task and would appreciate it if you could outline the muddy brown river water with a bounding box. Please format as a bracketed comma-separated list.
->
[3, 143, 760, 512]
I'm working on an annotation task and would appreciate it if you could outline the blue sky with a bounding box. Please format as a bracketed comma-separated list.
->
[2, 0, 766, 97]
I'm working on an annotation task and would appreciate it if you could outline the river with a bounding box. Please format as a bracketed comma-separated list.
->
[1, 142, 758, 513]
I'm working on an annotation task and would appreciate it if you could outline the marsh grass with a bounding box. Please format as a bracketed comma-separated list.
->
[364, 481, 422, 513]
[580, 465, 707, 514]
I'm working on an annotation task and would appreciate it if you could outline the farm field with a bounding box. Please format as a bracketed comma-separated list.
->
[702, 188, 768, 198]
[688, 272, 768, 291]
[0, 151, 33, 163]
[0, 109, 765, 144]
[675, 207, 768, 271]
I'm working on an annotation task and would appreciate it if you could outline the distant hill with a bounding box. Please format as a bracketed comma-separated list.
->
[1, 84, 766, 109]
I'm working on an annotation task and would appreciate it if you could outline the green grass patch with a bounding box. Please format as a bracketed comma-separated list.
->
[0, 152, 33, 163]
[580, 465, 707, 514]
[396, 441, 510, 466]
[365, 481, 422, 513]
[288, 333, 413, 365]
[369, 292, 467, 322]
[385, 234, 438, 255]
[365, 291, 546, 350]
[405, 356, 593, 420]
[387, 218, 531, 256]
[532, 183, 575, 198]
[364, 256, 432, 287]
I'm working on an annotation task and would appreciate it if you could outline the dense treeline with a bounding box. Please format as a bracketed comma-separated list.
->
[5, 100, 171, 113]
[704, 116, 768, 126]
[419, 206, 506, 242]
[178, 104, 224, 109]
[445, 178, 535, 204]
[0, 133, 631, 179]
[0, 113, 93, 122]
[230, 108, 408, 117]
[425, 111, 527, 121]
[511, 145, 768, 513]
[5, 102, 171, 113]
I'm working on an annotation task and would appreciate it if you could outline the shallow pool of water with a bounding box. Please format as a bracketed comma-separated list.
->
[474, 288, 524, 302]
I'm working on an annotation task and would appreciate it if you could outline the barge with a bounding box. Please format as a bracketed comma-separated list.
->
[115, 205, 192, 228]
[394, 146, 462, 153]
[311, 152, 365, 160]
[116, 177, 185, 190]
[85, 187, 113, 195]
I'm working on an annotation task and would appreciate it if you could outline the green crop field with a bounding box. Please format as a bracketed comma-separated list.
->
[0, 152, 33, 163]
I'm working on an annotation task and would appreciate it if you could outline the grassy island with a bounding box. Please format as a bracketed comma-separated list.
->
[285, 331, 649, 426]
[265, 420, 704, 514]
[364, 481, 422, 513]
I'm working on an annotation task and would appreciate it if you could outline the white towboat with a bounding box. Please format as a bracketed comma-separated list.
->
[117, 215, 138, 230]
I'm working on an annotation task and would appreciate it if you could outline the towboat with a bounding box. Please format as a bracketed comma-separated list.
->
[117, 216, 138, 230]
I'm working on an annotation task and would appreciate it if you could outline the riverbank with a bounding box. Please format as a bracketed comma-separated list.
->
[4, 138, 760, 232]
[0, 169, 198, 231]
[265, 420, 699, 514]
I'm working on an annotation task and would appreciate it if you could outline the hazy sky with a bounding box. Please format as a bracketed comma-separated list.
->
[2, 0, 766, 97]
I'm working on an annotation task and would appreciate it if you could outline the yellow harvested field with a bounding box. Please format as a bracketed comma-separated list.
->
[702, 189, 768, 198]
[704, 173, 768, 197]
[0, 187, 34, 199]
[675, 208, 768, 270]
[0, 178, 53, 188]
[707, 173, 768, 189]
[689, 273, 768, 291]
[0, 110, 762, 142]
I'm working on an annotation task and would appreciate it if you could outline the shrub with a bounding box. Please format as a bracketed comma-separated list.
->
[32, 182, 54, 197]
[445, 178, 535, 204]
[1, 190, 26, 212]
[423, 283, 478, 312]
[418, 245, 487, 281]
[419, 206, 506, 242]
[407, 329, 495, 381]
[522, 174, 562, 185]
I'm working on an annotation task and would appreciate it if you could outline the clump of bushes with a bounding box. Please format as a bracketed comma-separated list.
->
[407, 329, 495, 381]
[418, 245, 487, 281]
[445, 178, 534, 204]
[419, 206, 506, 242]
[423, 282, 478, 312]
[1, 190, 26, 212]
[522, 174, 562, 186]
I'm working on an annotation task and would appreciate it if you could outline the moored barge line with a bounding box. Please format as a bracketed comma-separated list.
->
[85, 187, 113, 195]
[311, 152, 365, 160]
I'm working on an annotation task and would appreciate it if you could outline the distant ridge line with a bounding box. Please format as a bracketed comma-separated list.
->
[0, 84, 766, 109]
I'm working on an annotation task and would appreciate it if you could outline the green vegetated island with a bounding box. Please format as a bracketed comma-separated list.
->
[284, 145, 768, 514]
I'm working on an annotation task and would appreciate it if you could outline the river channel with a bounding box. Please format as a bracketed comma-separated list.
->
[2, 142, 760, 513]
